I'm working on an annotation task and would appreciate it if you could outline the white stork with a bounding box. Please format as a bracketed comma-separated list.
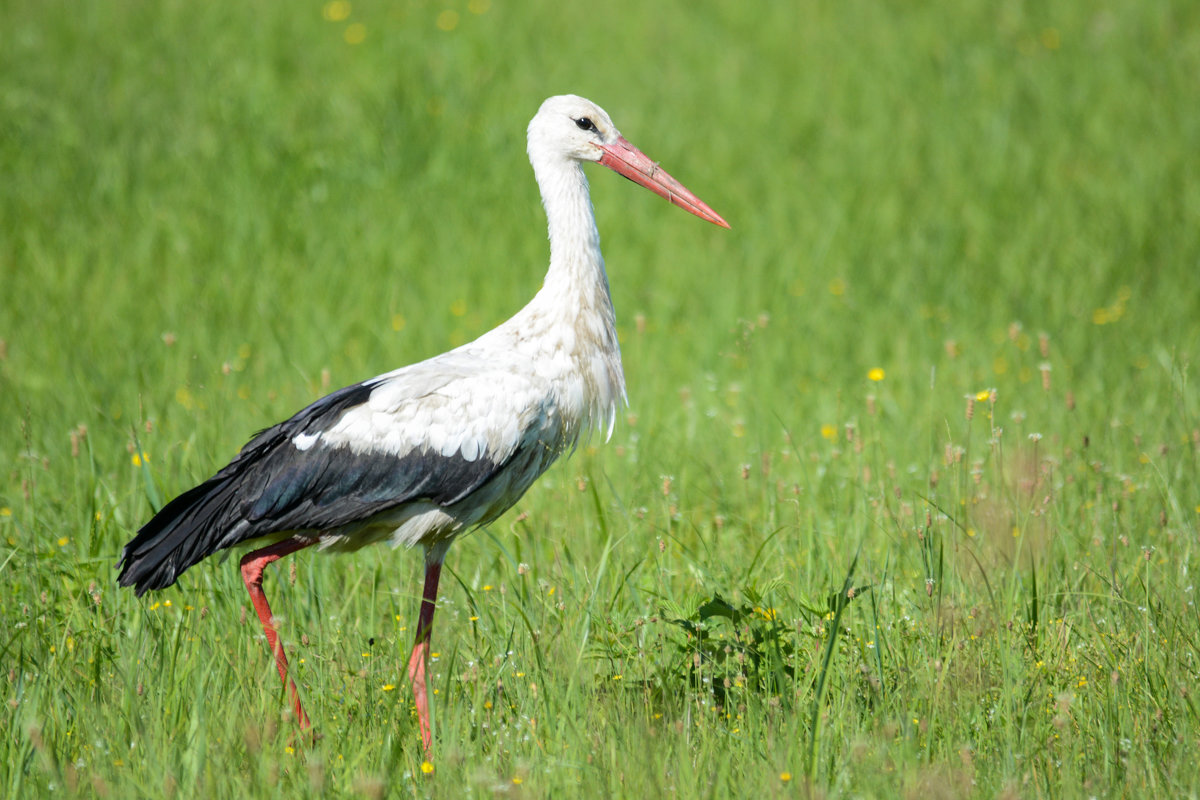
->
[117, 94, 728, 754]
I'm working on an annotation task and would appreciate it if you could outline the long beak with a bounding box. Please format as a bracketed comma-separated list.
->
[598, 136, 730, 229]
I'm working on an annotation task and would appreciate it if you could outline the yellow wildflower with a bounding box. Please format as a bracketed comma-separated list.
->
[322, 1, 351, 22]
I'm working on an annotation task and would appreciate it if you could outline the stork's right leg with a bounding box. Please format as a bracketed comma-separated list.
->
[407, 554, 445, 756]
[240, 537, 317, 728]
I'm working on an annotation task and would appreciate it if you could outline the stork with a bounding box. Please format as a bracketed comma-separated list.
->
[117, 94, 728, 755]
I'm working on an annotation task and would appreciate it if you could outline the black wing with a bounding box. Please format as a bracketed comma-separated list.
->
[117, 379, 511, 595]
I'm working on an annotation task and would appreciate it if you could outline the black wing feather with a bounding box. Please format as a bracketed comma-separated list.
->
[117, 379, 511, 595]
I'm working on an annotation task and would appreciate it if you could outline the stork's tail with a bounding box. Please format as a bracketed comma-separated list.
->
[117, 475, 242, 596]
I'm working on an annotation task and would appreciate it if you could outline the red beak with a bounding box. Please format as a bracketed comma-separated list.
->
[598, 136, 730, 229]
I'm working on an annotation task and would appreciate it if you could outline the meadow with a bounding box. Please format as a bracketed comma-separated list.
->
[2, 0, 1199, 796]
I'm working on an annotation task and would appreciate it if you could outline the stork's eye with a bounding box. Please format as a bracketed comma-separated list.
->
[574, 117, 597, 132]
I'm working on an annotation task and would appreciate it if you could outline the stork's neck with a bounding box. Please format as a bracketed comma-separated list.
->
[523, 153, 626, 434]
[535, 157, 608, 304]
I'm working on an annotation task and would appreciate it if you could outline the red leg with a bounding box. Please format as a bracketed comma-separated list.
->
[240, 537, 316, 729]
[406, 557, 443, 756]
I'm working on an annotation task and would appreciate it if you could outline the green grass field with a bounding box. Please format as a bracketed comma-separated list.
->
[3, 1, 1199, 796]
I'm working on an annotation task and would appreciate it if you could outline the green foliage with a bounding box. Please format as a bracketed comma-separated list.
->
[3, 0, 1200, 797]
[663, 591, 802, 703]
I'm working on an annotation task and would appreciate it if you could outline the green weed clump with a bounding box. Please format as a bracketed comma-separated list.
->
[3, 1, 1198, 797]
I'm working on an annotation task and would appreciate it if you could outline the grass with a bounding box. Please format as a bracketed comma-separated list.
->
[2, 0, 1199, 796]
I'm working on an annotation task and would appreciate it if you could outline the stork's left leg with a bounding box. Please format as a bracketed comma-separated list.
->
[240, 537, 317, 728]
[406, 548, 446, 756]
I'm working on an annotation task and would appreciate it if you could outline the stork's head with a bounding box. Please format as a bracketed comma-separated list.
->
[528, 95, 622, 163]
[528, 94, 729, 228]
